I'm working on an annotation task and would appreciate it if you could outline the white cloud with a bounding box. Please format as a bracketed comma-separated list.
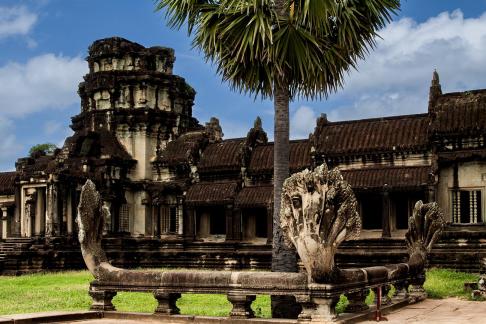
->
[0, 6, 37, 39]
[290, 106, 316, 139]
[0, 54, 87, 117]
[0, 116, 22, 171]
[328, 9, 486, 121]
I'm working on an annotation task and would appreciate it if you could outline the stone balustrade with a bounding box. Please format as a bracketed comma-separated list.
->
[87, 263, 422, 322]
[77, 163, 444, 322]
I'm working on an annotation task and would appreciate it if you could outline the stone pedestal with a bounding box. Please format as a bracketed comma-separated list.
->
[154, 291, 181, 315]
[297, 295, 339, 323]
[409, 273, 427, 303]
[227, 293, 255, 318]
[345, 289, 369, 312]
[393, 280, 409, 300]
[89, 289, 117, 311]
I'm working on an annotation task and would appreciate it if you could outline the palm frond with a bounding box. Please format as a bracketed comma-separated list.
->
[155, 0, 400, 100]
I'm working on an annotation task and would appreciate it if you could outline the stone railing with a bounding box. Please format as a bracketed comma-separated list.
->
[77, 164, 445, 322]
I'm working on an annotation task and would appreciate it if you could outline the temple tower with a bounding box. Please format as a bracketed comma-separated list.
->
[75, 37, 198, 181]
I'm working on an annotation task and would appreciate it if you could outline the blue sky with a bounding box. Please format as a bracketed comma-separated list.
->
[1, 0, 486, 171]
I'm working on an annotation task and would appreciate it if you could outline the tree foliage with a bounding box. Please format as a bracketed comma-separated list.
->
[155, 0, 399, 100]
[29, 143, 58, 156]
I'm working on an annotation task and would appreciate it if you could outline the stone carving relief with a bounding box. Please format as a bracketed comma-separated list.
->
[116, 86, 131, 109]
[134, 85, 156, 108]
[157, 88, 171, 111]
[280, 164, 361, 283]
[94, 90, 111, 110]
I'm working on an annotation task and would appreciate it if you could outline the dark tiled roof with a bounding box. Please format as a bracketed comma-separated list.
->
[248, 140, 311, 174]
[340, 166, 431, 190]
[235, 186, 273, 208]
[25, 155, 56, 173]
[313, 114, 430, 156]
[433, 90, 486, 136]
[158, 132, 206, 166]
[63, 129, 133, 161]
[198, 139, 244, 173]
[0, 172, 16, 195]
[185, 181, 238, 205]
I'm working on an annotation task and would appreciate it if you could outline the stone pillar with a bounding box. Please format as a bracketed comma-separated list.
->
[23, 189, 37, 238]
[225, 204, 235, 241]
[184, 206, 195, 241]
[102, 200, 112, 235]
[232, 207, 242, 241]
[427, 185, 436, 203]
[266, 205, 273, 244]
[1, 207, 8, 239]
[381, 185, 391, 238]
[13, 186, 21, 237]
[177, 197, 184, 236]
[45, 183, 59, 237]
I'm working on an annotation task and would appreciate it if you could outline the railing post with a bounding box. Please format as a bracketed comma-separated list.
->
[409, 272, 427, 302]
[393, 280, 409, 300]
[345, 288, 369, 312]
[227, 292, 255, 318]
[297, 291, 339, 323]
[153, 291, 181, 315]
[88, 287, 117, 311]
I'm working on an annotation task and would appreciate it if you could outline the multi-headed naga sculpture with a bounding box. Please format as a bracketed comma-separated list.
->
[280, 163, 445, 283]
[280, 164, 361, 282]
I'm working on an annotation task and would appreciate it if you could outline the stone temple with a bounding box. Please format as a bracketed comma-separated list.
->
[0, 37, 485, 274]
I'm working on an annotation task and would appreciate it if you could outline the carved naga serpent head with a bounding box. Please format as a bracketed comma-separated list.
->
[280, 164, 361, 283]
[406, 200, 445, 271]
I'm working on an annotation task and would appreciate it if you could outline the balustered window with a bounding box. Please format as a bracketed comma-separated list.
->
[452, 190, 483, 224]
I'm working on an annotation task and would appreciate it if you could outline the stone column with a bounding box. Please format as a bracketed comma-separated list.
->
[232, 207, 242, 241]
[102, 200, 112, 235]
[225, 204, 235, 241]
[184, 206, 195, 241]
[1, 207, 8, 239]
[46, 183, 59, 237]
[266, 205, 273, 244]
[427, 185, 436, 203]
[23, 189, 37, 238]
[13, 186, 21, 237]
[381, 185, 391, 238]
[177, 197, 184, 236]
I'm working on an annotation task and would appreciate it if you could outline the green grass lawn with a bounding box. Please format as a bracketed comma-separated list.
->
[0, 268, 480, 316]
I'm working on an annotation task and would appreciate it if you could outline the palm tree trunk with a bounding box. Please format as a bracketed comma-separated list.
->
[271, 80, 301, 318]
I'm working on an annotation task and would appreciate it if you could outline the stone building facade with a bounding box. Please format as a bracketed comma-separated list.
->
[0, 37, 485, 274]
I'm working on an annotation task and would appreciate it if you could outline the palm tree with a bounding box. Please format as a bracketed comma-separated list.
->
[155, 0, 399, 318]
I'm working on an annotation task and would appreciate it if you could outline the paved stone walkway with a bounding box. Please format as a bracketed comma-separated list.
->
[361, 298, 486, 323]
[2, 299, 485, 323]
